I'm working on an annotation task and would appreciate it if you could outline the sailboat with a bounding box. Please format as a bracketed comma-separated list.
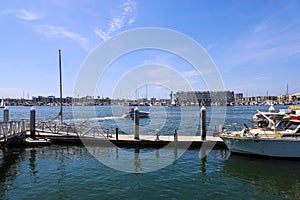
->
[168, 91, 178, 107]
[0, 97, 5, 108]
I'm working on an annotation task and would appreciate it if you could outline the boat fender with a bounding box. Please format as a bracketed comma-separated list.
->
[242, 128, 248, 134]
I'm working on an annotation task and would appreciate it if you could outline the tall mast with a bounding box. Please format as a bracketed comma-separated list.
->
[59, 49, 63, 123]
[146, 85, 148, 100]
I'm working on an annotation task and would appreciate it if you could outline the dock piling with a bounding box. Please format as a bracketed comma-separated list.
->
[30, 107, 36, 139]
[200, 106, 206, 141]
[155, 129, 160, 141]
[116, 128, 119, 140]
[174, 129, 178, 144]
[134, 107, 140, 140]
[3, 107, 9, 122]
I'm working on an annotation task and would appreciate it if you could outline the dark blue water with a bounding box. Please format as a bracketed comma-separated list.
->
[1, 105, 299, 199]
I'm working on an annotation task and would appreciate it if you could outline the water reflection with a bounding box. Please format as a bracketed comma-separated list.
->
[223, 154, 300, 199]
[134, 148, 141, 173]
[87, 145, 186, 173]
[116, 146, 119, 160]
[0, 148, 25, 198]
[29, 149, 38, 183]
[200, 149, 207, 174]
[173, 147, 178, 161]
[57, 148, 67, 199]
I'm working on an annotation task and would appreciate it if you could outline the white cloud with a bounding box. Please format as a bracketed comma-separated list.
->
[95, 0, 137, 41]
[95, 27, 111, 41]
[218, 5, 300, 70]
[205, 43, 218, 51]
[14, 8, 46, 20]
[182, 70, 199, 78]
[35, 25, 90, 51]
[255, 76, 265, 80]
[128, 17, 136, 24]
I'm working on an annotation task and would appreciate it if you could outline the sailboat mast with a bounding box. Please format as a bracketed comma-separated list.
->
[59, 49, 63, 123]
[146, 85, 148, 100]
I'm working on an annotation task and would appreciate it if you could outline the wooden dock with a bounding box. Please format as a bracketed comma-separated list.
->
[29, 131, 227, 149]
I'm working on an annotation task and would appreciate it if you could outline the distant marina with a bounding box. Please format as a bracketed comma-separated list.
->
[1, 90, 300, 107]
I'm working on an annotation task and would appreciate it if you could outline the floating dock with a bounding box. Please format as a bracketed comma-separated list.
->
[27, 131, 227, 149]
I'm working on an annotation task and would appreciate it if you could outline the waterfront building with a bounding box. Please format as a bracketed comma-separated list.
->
[234, 93, 243, 105]
[32, 96, 72, 105]
[175, 91, 234, 106]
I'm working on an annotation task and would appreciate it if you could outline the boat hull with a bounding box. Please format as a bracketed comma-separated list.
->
[221, 136, 300, 158]
[24, 138, 52, 147]
[129, 111, 149, 118]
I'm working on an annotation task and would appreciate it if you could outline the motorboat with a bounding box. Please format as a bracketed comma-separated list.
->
[221, 132, 300, 158]
[24, 137, 52, 147]
[123, 107, 150, 119]
[220, 106, 300, 158]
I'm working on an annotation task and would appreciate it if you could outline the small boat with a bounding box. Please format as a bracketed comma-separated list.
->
[0, 98, 5, 108]
[220, 106, 300, 158]
[123, 108, 150, 119]
[168, 91, 178, 107]
[23, 137, 52, 147]
[129, 109, 149, 118]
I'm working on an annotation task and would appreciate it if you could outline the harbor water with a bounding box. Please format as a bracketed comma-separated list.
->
[1, 105, 300, 199]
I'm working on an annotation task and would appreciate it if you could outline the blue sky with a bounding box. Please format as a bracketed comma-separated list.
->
[1, 0, 300, 99]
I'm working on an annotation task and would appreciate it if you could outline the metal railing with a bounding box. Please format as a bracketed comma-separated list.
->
[35, 120, 112, 138]
[0, 119, 113, 140]
[0, 120, 27, 139]
[36, 120, 79, 135]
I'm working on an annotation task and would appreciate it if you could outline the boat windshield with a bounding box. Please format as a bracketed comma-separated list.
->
[276, 121, 288, 130]
[285, 121, 300, 130]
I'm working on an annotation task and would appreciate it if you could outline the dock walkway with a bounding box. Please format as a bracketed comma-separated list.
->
[31, 130, 226, 149]
[0, 116, 226, 149]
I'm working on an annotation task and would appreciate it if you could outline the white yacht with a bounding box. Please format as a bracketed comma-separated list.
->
[220, 106, 300, 158]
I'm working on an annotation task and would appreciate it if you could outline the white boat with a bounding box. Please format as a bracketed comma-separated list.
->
[0, 98, 5, 108]
[24, 137, 52, 147]
[221, 135, 300, 158]
[168, 91, 178, 107]
[220, 106, 300, 158]
[123, 108, 150, 119]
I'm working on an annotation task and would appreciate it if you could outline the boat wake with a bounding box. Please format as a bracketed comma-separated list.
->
[64, 116, 124, 123]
